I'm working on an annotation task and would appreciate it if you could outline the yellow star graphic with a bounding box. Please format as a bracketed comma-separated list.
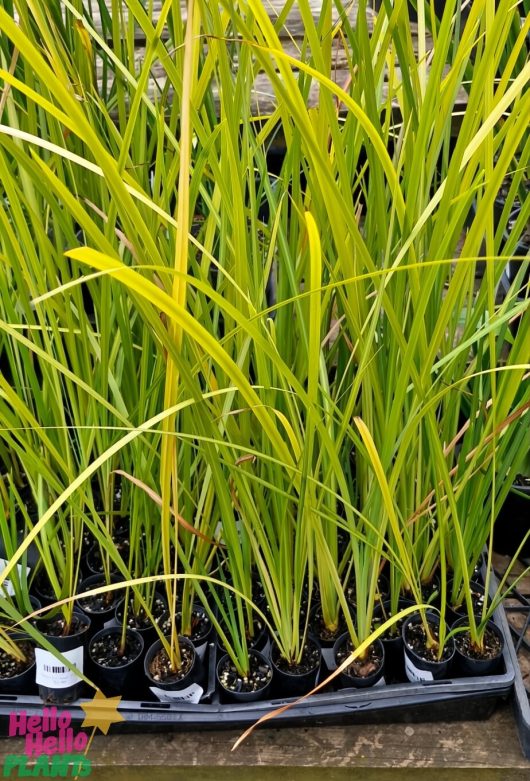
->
[80, 690, 125, 735]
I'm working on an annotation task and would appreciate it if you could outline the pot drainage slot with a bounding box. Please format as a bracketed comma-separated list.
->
[139, 702, 170, 709]
[0, 695, 18, 702]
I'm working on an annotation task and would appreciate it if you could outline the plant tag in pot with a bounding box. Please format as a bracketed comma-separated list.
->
[149, 683, 203, 704]
[0, 558, 30, 597]
[321, 648, 336, 669]
[404, 654, 434, 683]
[35, 647, 84, 688]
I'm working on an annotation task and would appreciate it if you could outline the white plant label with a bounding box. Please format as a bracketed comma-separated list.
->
[150, 683, 203, 704]
[0, 558, 30, 598]
[35, 646, 84, 689]
[194, 641, 208, 663]
[404, 653, 434, 683]
[321, 648, 336, 670]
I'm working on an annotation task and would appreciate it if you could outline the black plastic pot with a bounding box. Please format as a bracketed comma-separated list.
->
[0, 635, 36, 694]
[270, 637, 321, 697]
[115, 592, 168, 648]
[373, 598, 415, 682]
[446, 580, 485, 626]
[452, 617, 504, 677]
[216, 649, 273, 703]
[345, 573, 389, 609]
[217, 619, 270, 658]
[88, 627, 144, 697]
[333, 634, 385, 689]
[77, 574, 123, 633]
[84, 540, 128, 577]
[144, 635, 202, 694]
[309, 603, 353, 671]
[36, 611, 91, 704]
[493, 479, 530, 558]
[402, 611, 455, 682]
[164, 604, 214, 663]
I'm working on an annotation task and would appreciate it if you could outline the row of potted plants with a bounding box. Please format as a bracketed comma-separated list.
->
[0, 0, 528, 718]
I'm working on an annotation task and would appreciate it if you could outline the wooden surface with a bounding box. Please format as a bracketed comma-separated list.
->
[0, 703, 528, 779]
[87, 1, 470, 118]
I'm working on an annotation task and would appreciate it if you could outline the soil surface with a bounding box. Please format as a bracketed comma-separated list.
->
[404, 619, 453, 663]
[79, 581, 120, 614]
[90, 631, 143, 668]
[162, 606, 211, 641]
[335, 639, 383, 679]
[117, 595, 167, 631]
[311, 607, 349, 644]
[218, 652, 272, 694]
[0, 641, 35, 679]
[454, 625, 502, 661]
[86, 540, 129, 574]
[451, 584, 485, 616]
[272, 640, 320, 675]
[41, 613, 89, 638]
[148, 642, 194, 684]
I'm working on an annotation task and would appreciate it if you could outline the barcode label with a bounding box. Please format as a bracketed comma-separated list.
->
[150, 683, 203, 704]
[35, 647, 84, 688]
[43, 665, 69, 674]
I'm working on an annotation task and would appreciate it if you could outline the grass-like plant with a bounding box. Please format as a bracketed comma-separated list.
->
[0, 0, 528, 681]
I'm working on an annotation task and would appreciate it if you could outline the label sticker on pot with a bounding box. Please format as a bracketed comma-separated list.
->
[0, 558, 30, 598]
[35, 646, 84, 689]
[321, 648, 337, 670]
[404, 653, 434, 683]
[149, 683, 203, 704]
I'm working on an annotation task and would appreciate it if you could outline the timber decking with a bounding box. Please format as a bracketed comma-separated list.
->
[88, 1, 469, 117]
[0, 703, 528, 779]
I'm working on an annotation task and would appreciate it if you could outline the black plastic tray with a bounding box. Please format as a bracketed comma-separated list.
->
[494, 564, 530, 758]
[0, 599, 516, 734]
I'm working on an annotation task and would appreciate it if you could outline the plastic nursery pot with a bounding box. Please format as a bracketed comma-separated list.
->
[84, 540, 129, 576]
[144, 635, 202, 695]
[332, 634, 385, 689]
[36, 610, 91, 705]
[77, 574, 123, 633]
[373, 598, 415, 683]
[452, 617, 504, 677]
[270, 637, 322, 697]
[401, 574, 440, 607]
[493, 478, 530, 558]
[309, 604, 352, 671]
[216, 649, 273, 703]
[446, 580, 485, 626]
[0, 635, 36, 694]
[402, 611, 455, 683]
[88, 627, 144, 697]
[31, 572, 80, 608]
[162, 603, 213, 663]
[217, 618, 270, 658]
[115, 592, 168, 647]
[345, 574, 389, 609]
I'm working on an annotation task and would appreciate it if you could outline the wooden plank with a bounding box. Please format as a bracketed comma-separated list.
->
[91, 0, 366, 41]
[0, 703, 527, 776]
